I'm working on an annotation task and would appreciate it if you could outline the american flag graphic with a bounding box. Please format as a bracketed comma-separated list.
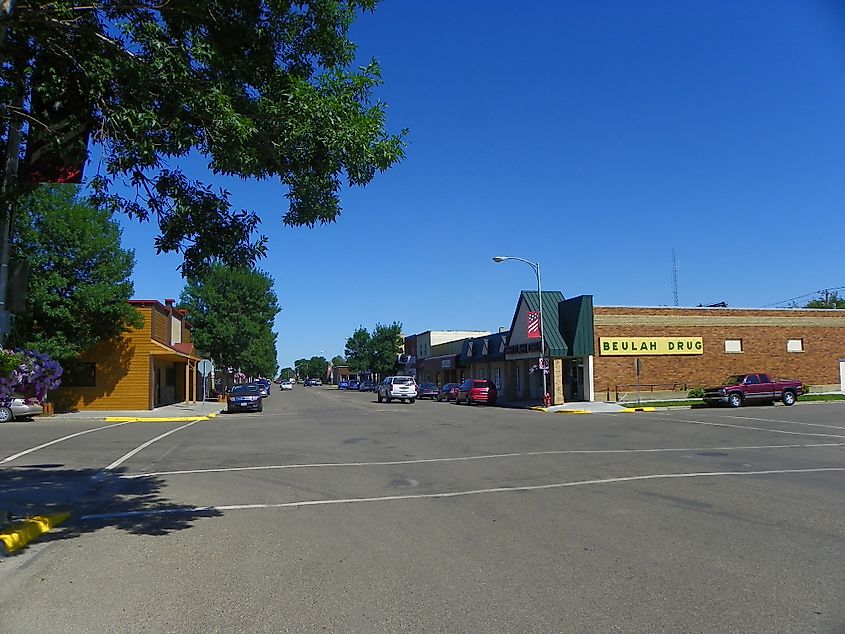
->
[526, 311, 541, 339]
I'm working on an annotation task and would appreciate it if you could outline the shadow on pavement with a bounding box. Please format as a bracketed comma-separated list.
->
[0, 465, 221, 551]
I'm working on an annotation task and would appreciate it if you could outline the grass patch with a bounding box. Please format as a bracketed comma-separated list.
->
[620, 394, 845, 408]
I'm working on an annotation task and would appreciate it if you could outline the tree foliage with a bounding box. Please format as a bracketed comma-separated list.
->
[803, 291, 845, 309]
[178, 263, 279, 378]
[2, 1, 407, 277]
[294, 355, 327, 379]
[10, 185, 142, 360]
[343, 321, 402, 377]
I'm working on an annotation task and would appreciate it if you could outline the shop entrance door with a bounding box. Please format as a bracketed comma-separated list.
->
[565, 358, 587, 401]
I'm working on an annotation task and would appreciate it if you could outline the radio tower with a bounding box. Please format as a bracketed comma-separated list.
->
[672, 249, 679, 307]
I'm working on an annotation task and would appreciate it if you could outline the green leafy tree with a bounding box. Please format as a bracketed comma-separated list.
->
[10, 185, 143, 360]
[331, 355, 346, 367]
[344, 326, 371, 372]
[279, 367, 294, 380]
[2, 1, 407, 277]
[294, 358, 309, 379]
[306, 356, 329, 380]
[179, 264, 279, 378]
[344, 321, 402, 376]
[368, 322, 403, 377]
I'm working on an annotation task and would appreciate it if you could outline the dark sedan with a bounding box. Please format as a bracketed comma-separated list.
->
[417, 382, 440, 399]
[436, 383, 460, 402]
[358, 380, 376, 392]
[227, 384, 264, 413]
[348, 380, 360, 390]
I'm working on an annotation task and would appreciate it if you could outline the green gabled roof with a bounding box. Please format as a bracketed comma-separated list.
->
[509, 290, 568, 357]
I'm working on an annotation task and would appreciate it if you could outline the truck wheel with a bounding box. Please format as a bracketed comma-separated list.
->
[386, 395, 392, 403]
[782, 390, 796, 406]
[377, 392, 383, 403]
[728, 393, 743, 408]
[410, 398, 416, 404]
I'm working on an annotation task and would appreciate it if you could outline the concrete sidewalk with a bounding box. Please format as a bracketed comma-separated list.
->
[43, 401, 224, 422]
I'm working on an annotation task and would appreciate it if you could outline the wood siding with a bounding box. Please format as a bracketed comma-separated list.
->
[151, 307, 170, 345]
[53, 308, 154, 411]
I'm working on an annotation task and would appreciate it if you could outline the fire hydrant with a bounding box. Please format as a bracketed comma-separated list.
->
[543, 392, 552, 407]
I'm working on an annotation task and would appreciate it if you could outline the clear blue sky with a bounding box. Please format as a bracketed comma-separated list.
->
[121, 0, 845, 371]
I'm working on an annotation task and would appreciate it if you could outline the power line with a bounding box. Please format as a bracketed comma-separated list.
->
[763, 286, 845, 308]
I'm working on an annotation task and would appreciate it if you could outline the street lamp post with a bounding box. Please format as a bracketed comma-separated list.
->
[492, 255, 547, 404]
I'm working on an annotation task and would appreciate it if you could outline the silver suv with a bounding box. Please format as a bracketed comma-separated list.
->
[377, 376, 418, 404]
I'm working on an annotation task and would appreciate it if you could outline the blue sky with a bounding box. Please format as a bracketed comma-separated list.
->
[120, 0, 845, 370]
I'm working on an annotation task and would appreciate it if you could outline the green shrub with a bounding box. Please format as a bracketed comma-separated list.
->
[688, 387, 705, 399]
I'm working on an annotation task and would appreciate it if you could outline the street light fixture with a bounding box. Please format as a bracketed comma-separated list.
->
[492, 255, 547, 403]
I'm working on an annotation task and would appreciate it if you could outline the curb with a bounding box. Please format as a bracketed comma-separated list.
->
[0, 512, 70, 555]
[555, 409, 592, 415]
[620, 407, 657, 413]
[104, 412, 220, 423]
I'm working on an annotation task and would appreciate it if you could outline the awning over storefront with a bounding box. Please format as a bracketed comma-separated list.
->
[150, 340, 202, 363]
[418, 354, 459, 373]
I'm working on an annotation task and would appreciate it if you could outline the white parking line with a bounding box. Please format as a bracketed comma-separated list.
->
[82, 467, 845, 521]
[98, 420, 202, 473]
[728, 415, 845, 431]
[630, 415, 845, 439]
[120, 442, 845, 479]
[0, 422, 132, 465]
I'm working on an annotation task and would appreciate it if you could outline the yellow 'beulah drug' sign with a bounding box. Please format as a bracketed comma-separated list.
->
[599, 337, 703, 356]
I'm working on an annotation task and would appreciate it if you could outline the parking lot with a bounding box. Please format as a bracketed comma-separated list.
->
[1, 388, 844, 632]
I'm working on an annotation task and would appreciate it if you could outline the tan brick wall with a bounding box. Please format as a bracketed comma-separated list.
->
[593, 307, 845, 395]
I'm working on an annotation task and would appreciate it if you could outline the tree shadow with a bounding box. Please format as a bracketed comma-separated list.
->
[51, 337, 135, 412]
[0, 465, 221, 552]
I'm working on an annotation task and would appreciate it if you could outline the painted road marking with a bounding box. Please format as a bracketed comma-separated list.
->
[621, 414, 845, 439]
[84, 467, 845, 521]
[0, 422, 133, 465]
[727, 415, 845, 431]
[119, 442, 845, 479]
[98, 420, 203, 474]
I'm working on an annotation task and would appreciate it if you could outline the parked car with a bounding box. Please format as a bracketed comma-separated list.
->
[377, 376, 418, 403]
[347, 380, 360, 390]
[358, 380, 376, 392]
[280, 380, 293, 391]
[312, 379, 322, 386]
[338, 380, 349, 390]
[227, 383, 263, 413]
[417, 382, 440, 399]
[703, 373, 804, 407]
[0, 396, 44, 423]
[455, 379, 498, 405]
[254, 380, 271, 398]
[436, 383, 460, 402]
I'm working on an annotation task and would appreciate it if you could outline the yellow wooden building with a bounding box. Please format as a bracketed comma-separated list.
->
[52, 299, 202, 411]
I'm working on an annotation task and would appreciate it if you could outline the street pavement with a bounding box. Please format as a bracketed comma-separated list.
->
[1, 386, 844, 632]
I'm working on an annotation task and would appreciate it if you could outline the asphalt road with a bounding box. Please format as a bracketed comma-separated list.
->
[1, 388, 844, 633]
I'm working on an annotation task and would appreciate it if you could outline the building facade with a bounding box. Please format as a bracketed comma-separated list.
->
[592, 306, 845, 401]
[53, 299, 202, 411]
[407, 293, 845, 406]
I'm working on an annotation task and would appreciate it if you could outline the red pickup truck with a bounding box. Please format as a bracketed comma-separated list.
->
[703, 373, 804, 408]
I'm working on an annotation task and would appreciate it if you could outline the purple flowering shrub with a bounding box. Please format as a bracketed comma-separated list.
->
[0, 349, 63, 404]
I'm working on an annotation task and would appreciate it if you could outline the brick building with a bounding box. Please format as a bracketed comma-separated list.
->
[592, 306, 845, 401]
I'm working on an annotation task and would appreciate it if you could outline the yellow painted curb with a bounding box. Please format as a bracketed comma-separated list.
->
[530, 407, 549, 412]
[0, 512, 70, 554]
[555, 410, 592, 415]
[104, 416, 211, 423]
[621, 407, 657, 413]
